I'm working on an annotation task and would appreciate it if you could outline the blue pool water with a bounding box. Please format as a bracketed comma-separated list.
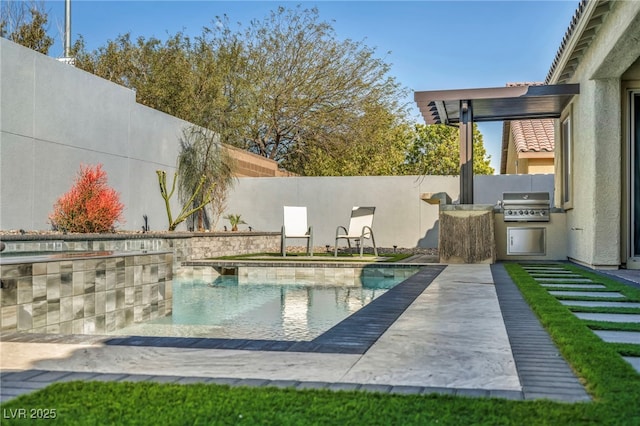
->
[112, 268, 419, 340]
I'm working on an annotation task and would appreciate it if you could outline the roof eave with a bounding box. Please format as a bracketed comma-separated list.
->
[546, 0, 612, 84]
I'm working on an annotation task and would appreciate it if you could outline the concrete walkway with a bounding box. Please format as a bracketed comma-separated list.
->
[1, 264, 590, 403]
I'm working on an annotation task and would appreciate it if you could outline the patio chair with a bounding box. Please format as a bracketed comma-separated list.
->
[334, 206, 378, 258]
[281, 206, 313, 257]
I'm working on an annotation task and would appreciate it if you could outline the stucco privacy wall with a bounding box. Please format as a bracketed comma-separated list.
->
[552, 0, 640, 268]
[224, 174, 554, 248]
[0, 38, 187, 232]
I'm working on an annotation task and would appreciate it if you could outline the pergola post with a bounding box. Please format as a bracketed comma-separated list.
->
[459, 100, 473, 204]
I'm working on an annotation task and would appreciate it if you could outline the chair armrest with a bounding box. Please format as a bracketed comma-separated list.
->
[361, 226, 374, 238]
[335, 225, 348, 238]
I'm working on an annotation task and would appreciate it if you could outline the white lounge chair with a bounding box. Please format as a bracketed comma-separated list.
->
[334, 206, 378, 257]
[281, 206, 313, 256]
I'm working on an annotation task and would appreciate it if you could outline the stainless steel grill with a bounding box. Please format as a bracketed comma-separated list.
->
[502, 192, 550, 222]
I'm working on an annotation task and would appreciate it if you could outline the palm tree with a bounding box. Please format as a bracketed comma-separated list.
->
[177, 126, 236, 231]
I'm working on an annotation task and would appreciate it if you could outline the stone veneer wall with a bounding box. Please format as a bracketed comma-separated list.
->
[171, 233, 281, 265]
[0, 252, 173, 334]
[1, 232, 282, 271]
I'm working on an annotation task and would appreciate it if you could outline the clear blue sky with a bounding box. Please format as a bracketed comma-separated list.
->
[43, 0, 580, 173]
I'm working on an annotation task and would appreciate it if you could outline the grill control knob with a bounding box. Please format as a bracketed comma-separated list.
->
[507, 210, 512, 215]
[518, 210, 523, 215]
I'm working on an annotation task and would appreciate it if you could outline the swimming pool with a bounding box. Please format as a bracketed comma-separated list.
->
[111, 266, 419, 340]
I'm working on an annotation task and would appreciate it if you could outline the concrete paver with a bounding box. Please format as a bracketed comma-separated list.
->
[594, 330, 640, 344]
[623, 357, 640, 373]
[548, 291, 624, 298]
[573, 313, 640, 323]
[559, 300, 640, 308]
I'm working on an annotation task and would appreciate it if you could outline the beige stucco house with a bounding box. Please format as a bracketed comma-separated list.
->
[501, 118, 555, 175]
[415, 0, 640, 270]
[547, 0, 640, 269]
[501, 83, 555, 175]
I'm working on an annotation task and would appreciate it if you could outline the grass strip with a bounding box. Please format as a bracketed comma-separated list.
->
[0, 381, 621, 425]
[563, 265, 640, 301]
[503, 263, 640, 408]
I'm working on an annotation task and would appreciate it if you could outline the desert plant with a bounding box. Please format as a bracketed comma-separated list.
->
[177, 127, 236, 231]
[157, 170, 215, 231]
[224, 214, 246, 231]
[49, 164, 124, 233]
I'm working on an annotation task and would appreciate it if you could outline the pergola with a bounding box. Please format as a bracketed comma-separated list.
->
[414, 83, 580, 204]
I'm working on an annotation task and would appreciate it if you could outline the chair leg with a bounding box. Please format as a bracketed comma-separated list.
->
[334, 238, 339, 257]
[308, 235, 313, 257]
[371, 233, 378, 257]
[281, 235, 286, 257]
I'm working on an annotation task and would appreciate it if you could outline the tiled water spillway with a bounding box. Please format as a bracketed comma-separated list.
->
[0, 251, 173, 334]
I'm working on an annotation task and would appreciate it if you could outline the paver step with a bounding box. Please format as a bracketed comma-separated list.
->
[540, 284, 606, 289]
[530, 273, 583, 278]
[548, 291, 624, 298]
[536, 278, 596, 283]
[559, 300, 640, 308]
[573, 313, 640, 323]
[594, 330, 640, 344]
[623, 357, 640, 373]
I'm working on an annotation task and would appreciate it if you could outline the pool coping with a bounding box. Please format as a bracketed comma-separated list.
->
[182, 259, 433, 268]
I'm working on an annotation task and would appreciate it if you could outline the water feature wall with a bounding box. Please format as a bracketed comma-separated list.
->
[0, 251, 173, 334]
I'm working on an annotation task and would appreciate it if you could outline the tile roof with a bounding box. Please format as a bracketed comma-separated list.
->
[510, 119, 555, 153]
[546, 0, 612, 84]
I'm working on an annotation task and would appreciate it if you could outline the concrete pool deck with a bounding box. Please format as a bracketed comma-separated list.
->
[1, 263, 592, 403]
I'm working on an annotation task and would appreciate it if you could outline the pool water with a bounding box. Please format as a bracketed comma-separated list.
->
[111, 268, 418, 341]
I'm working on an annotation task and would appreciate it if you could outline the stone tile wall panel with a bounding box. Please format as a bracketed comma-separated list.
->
[1, 252, 172, 334]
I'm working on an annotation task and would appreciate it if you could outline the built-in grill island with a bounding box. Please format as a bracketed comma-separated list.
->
[502, 192, 550, 222]
[501, 192, 551, 256]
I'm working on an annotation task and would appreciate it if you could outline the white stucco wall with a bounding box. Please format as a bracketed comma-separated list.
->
[1, 38, 557, 251]
[0, 38, 187, 232]
[224, 174, 555, 249]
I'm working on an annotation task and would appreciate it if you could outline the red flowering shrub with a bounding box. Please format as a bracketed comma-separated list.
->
[49, 164, 125, 233]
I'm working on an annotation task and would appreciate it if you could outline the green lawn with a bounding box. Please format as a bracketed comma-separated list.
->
[2, 263, 639, 425]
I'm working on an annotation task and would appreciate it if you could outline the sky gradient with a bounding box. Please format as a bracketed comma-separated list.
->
[43, 0, 581, 173]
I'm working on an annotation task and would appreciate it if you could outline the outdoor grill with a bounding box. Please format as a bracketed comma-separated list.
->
[502, 192, 550, 222]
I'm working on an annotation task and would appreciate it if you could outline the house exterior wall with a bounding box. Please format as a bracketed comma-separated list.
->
[225, 145, 295, 177]
[525, 158, 554, 174]
[503, 134, 553, 175]
[552, 0, 640, 268]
